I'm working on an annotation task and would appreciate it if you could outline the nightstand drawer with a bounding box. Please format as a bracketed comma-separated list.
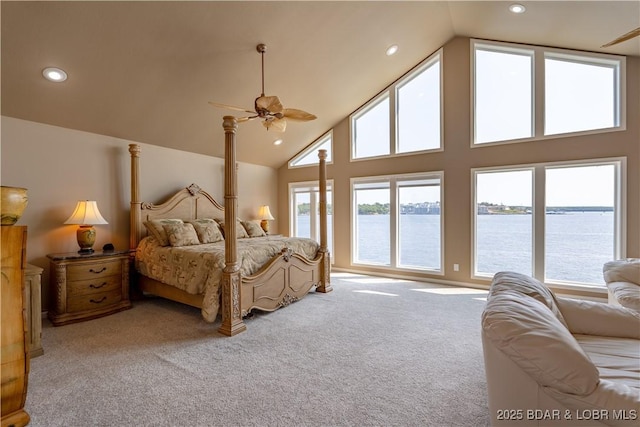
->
[67, 260, 121, 281]
[67, 275, 121, 297]
[67, 289, 123, 313]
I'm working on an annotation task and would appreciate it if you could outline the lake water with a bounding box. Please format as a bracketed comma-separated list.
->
[299, 211, 614, 285]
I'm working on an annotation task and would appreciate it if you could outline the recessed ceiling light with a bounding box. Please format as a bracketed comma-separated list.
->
[273, 139, 283, 146]
[386, 45, 399, 56]
[509, 4, 526, 14]
[42, 67, 67, 82]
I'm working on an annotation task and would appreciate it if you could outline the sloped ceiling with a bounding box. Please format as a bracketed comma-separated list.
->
[2, 1, 639, 168]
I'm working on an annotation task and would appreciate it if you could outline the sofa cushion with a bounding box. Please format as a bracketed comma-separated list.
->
[482, 290, 600, 395]
[604, 259, 640, 312]
[490, 271, 568, 328]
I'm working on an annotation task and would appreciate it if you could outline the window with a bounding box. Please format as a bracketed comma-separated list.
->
[352, 95, 390, 159]
[474, 169, 533, 276]
[289, 131, 333, 168]
[396, 56, 442, 153]
[545, 164, 618, 284]
[544, 54, 619, 136]
[474, 45, 533, 144]
[289, 181, 333, 257]
[472, 40, 625, 146]
[352, 173, 443, 272]
[351, 50, 442, 160]
[473, 159, 624, 286]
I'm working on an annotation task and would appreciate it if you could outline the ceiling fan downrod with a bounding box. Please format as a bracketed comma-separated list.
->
[257, 43, 267, 97]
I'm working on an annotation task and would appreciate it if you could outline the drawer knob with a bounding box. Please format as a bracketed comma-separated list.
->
[89, 267, 107, 274]
[89, 296, 107, 304]
[89, 282, 107, 289]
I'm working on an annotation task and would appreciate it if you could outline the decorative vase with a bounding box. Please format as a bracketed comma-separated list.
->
[1, 186, 28, 226]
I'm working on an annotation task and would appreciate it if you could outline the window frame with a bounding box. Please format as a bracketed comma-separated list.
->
[350, 171, 444, 274]
[288, 130, 333, 169]
[470, 39, 626, 148]
[471, 157, 626, 289]
[350, 49, 443, 162]
[288, 180, 334, 260]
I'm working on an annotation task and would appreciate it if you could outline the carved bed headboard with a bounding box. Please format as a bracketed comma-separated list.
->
[131, 183, 225, 248]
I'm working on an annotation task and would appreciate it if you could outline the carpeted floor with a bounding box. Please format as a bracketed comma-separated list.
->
[25, 272, 490, 426]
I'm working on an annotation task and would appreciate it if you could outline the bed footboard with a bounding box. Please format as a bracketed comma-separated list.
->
[241, 248, 322, 316]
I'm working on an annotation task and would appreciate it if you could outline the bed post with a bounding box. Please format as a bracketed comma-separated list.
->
[129, 144, 142, 250]
[218, 116, 247, 336]
[316, 149, 332, 293]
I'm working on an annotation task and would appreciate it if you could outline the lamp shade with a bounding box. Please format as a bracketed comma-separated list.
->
[258, 205, 274, 221]
[64, 201, 108, 225]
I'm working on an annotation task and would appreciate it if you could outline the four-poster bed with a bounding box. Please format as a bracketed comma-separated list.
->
[129, 116, 331, 336]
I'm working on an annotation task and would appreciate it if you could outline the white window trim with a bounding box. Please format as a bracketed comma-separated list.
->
[288, 130, 333, 169]
[350, 171, 444, 274]
[350, 49, 444, 162]
[470, 39, 626, 149]
[288, 180, 335, 261]
[471, 157, 626, 289]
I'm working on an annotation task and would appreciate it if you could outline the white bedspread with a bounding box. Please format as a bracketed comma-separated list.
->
[135, 235, 320, 322]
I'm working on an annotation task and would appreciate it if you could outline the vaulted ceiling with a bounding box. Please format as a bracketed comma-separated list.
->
[2, 1, 639, 168]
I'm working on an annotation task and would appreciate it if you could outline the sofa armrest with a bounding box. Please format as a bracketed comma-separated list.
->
[557, 297, 640, 339]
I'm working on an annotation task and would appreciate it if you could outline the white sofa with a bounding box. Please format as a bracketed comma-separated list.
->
[603, 259, 640, 312]
[482, 271, 640, 426]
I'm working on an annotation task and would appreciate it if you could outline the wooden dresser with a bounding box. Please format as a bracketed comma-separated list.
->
[1, 226, 30, 427]
[48, 250, 131, 326]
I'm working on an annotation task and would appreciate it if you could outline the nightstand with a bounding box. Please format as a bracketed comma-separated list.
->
[47, 250, 131, 326]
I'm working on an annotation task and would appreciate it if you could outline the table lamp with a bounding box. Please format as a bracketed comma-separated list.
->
[258, 205, 275, 233]
[64, 200, 108, 253]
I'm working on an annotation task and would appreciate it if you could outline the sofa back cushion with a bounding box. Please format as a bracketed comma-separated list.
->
[490, 271, 568, 328]
[482, 290, 600, 395]
[603, 258, 640, 285]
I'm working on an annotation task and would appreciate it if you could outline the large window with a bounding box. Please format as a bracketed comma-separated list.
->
[289, 131, 333, 168]
[289, 181, 333, 257]
[474, 169, 533, 276]
[472, 40, 625, 146]
[544, 54, 619, 136]
[473, 159, 623, 286]
[352, 51, 442, 160]
[545, 164, 618, 284]
[352, 173, 443, 272]
[474, 45, 533, 144]
[397, 57, 441, 153]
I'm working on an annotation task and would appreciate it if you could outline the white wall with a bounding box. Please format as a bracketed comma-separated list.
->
[1, 117, 278, 309]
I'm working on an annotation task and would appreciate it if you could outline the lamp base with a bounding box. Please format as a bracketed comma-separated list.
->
[76, 225, 97, 253]
[260, 220, 269, 234]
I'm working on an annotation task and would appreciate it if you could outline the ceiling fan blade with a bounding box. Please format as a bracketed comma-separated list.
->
[255, 96, 283, 114]
[208, 102, 255, 114]
[237, 116, 258, 123]
[282, 108, 317, 122]
[262, 117, 287, 132]
[602, 27, 640, 47]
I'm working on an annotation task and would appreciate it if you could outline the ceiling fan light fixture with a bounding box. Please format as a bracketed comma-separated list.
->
[386, 45, 399, 56]
[509, 4, 526, 14]
[42, 67, 67, 82]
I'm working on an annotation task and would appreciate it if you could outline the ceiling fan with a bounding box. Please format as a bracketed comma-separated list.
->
[209, 44, 316, 132]
[601, 27, 640, 47]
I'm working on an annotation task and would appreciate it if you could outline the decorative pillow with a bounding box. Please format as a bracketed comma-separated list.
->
[242, 220, 266, 238]
[187, 219, 224, 244]
[162, 222, 200, 247]
[143, 219, 184, 246]
[215, 218, 250, 239]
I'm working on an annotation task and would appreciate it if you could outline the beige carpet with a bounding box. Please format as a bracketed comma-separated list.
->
[25, 272, 490, 426]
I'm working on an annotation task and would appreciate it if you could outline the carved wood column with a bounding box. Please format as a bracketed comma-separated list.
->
[129, 144, 142, 250]
[218, 116, 246, 336]
[316, 149, 332, 293]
